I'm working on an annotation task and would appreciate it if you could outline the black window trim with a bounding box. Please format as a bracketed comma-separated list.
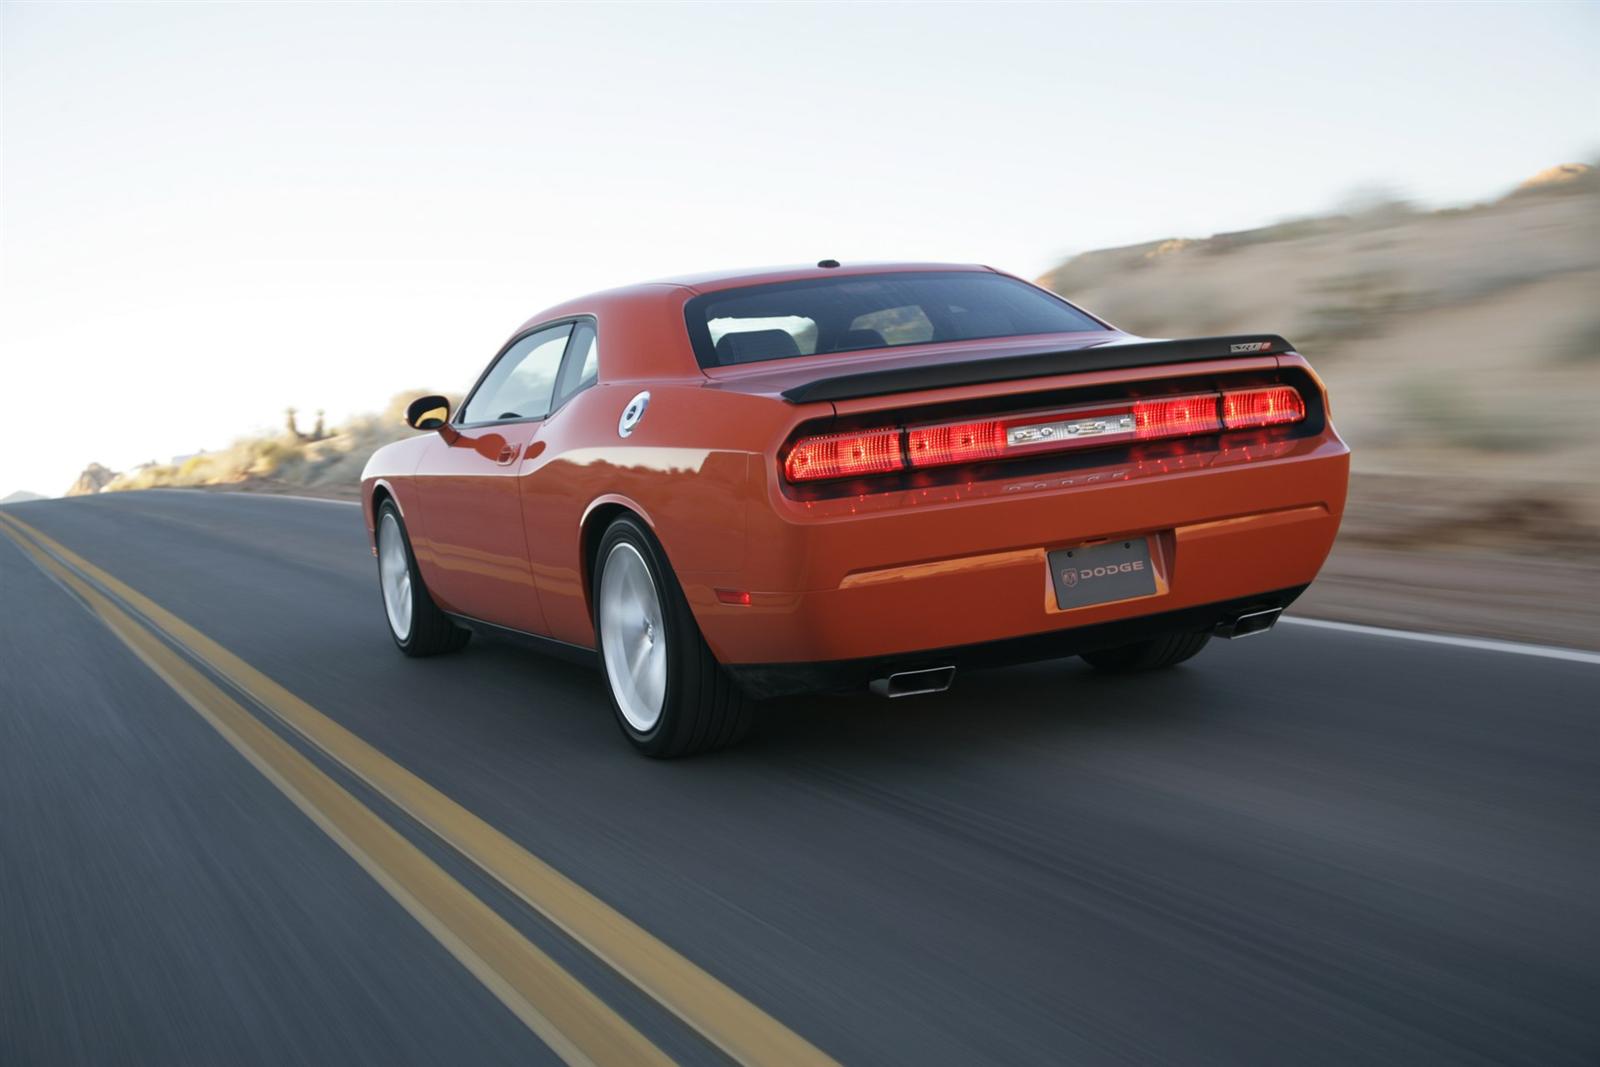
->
[454, 314, 598, 429]
[550, 319, 602, 415]
[682, 270, 1111, 369]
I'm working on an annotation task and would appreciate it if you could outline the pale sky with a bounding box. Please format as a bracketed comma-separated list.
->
[3, 1, 1596, 497]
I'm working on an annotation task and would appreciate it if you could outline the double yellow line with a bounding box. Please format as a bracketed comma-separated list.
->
[0, 512, 835, 1067]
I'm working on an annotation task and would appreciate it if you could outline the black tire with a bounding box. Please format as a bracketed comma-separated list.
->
[592, 515, 750, 758]
[375, 499, 471, 657]
[1080, 630, 1211, 672]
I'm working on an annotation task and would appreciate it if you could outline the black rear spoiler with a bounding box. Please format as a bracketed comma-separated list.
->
[781, 334, 1294, 404]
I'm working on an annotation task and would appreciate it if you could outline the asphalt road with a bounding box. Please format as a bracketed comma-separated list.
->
[2, 490, 1596, 1066]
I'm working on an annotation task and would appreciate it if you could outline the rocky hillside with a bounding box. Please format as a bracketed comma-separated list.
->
[65, 463, 120, 497]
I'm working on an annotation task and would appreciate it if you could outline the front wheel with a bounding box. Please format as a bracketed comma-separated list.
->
[376, 500, 470, 657]
[593, 516, 750, 758]
[1080, 630, 1210, 672]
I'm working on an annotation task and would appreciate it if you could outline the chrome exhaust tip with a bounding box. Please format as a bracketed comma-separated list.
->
[1216, 607, 1283, 639]
[869, 666, 956, 698]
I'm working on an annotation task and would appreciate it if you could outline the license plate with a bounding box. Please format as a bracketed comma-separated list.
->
[1047, 538, 1156, 610]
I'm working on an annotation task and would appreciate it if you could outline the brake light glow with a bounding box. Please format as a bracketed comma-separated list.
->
[783, 428, 903, 482]
[1222, 386, 1306, 429]
[782, 383, 1306, 482]
[907, 420, 1006, 467]
[1132, 394, 1222, 439]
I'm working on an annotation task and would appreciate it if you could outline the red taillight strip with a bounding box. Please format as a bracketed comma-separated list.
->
[906, 420, 1006, 468]
[1133, 394, 1222, 439]
[782, 428, 902, 482]
[1222, 385, 1306, 429]
[783, 385, 1306, 482]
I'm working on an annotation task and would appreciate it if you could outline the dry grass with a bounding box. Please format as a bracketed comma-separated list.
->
[102, 391, 454, 498]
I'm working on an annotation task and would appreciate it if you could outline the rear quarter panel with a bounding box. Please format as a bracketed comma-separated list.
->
[520, 383, 826, 648]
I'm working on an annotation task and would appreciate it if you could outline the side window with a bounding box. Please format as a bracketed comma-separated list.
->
[552, 321, 600, 410]
[460, 324, 574, 423]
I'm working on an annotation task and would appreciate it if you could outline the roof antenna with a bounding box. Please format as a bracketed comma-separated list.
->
[817, 259, 841, 269]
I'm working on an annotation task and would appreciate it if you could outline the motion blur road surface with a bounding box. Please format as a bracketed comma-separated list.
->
[3, 491, 1596, 1066]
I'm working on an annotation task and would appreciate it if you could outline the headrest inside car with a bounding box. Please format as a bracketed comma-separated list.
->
[715, 329, 802, 364]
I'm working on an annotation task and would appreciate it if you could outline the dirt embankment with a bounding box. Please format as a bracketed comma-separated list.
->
[1300, 474, 1599, 650]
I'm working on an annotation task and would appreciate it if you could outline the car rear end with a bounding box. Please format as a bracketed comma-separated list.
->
[679, 268, 1349, 695]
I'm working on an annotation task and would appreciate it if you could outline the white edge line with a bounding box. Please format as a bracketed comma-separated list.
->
[1281, 615, 1600, 666]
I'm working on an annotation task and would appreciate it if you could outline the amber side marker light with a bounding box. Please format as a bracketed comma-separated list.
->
[783, 385, 1306, 483]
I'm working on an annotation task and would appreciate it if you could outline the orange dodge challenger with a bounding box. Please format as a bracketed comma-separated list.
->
[362, 263, 1348, 756]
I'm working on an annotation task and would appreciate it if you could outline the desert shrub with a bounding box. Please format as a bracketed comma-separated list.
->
[1334, 186, 1418, 229]
[1556, 315, 1600, 364]
[1295, 269, 1411, 354]
[1397, 377, 1563, 453]
[246, 438, 293, 476]
[1201, 216, 1341, 254]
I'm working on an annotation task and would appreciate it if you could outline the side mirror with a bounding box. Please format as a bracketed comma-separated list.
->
[405, 395, 451, 431]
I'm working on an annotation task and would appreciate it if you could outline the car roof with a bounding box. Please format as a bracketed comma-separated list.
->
[507, 262, 1022, 381]
[643, 260, 1000, 293]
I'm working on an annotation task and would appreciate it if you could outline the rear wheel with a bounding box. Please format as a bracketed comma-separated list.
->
[376, 500, 470, 656]
[593, 515, 750, 758]
[1080, 630, 1210, 672]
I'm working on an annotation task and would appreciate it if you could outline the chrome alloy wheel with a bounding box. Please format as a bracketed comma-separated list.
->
[377, 511, 414, 642]
[598, 541, 668, 732]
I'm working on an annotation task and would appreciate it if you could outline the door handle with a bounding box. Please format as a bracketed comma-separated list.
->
[496, 446, 518, 465]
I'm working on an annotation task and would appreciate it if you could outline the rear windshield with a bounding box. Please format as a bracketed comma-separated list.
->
[684, 271, 1105, 367]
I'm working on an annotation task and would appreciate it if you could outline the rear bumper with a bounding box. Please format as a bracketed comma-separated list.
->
[725, 585, 1306, 698]
[684, 433, 1348, 670]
